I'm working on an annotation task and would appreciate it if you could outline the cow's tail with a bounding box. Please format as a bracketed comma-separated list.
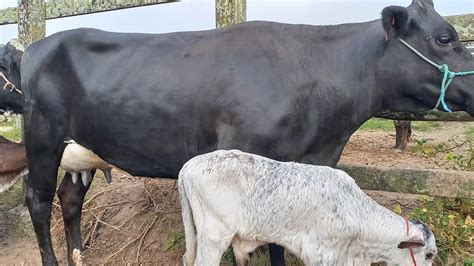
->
[178, 174, 196, 266]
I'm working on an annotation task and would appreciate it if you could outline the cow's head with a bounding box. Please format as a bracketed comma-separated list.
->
[0, 39, 24, 114]
[377, 0, 474, 115]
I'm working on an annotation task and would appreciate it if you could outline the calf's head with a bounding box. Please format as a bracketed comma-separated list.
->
[0, 40, 24, 114]
[386, 219, 437, 266]
[378, 0, 474, 115]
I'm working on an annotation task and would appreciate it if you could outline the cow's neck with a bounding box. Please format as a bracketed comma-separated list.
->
[309, 20, 386, 116]
[298, 20, 388, 166]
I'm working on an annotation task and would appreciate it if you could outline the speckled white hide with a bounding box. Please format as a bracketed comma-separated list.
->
[178, 150, 437, 266]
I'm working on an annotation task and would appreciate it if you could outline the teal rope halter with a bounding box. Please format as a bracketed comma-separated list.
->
[398, 38, 474, 112]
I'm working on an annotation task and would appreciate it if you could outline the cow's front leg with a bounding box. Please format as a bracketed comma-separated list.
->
[57, 170, 95, 265]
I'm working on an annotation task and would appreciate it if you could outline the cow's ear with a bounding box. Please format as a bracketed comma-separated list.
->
[381, 6, 409, 40]
[411, 0, 434, 8]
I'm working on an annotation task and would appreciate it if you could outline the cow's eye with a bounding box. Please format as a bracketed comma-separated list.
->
[437, 35, 451, 45]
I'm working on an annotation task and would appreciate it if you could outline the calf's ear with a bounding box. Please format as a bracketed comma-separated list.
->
[398, 229, 425, 249]
[381, 6, 409, 40]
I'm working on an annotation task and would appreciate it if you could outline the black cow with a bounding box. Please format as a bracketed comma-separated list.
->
[1, 0, 473, 265]
[0, 41, 23, 114]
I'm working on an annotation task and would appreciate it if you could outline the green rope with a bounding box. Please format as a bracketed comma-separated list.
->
[398, 38, 474, 112]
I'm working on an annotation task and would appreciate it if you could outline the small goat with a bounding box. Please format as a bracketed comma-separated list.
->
[179, 150, 437, 265]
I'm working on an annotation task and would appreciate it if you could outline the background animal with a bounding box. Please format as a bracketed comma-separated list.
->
[179, 150, 438, 266]
[0, 136, 27, 193]
[0, 40, 23, 114]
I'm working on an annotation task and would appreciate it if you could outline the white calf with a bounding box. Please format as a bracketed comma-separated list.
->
[178, 150, 437, 266]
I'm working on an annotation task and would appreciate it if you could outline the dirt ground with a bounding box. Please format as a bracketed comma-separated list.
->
[1, 121, 473, 265]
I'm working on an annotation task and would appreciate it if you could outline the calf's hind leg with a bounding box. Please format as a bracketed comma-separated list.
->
[195, 233, 232, 266]
[57, 170, 95, 265]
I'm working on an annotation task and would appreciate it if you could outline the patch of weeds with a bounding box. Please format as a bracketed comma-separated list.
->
[411, 138, 448, 155]
[164, 229, 185, 252]
[398, 197, 473, 265]
[442, 129, 474, 170]
[220, 246, 303, 265]
[221, 248, 235, 264]
[466, 127, 474, 140]
[442, 127, 474, 171]
[410, 137, 474, 171]
[358, 120, 440, 132]
[0, 115, 22, 142]
[0, 178, 23, 209]
[444, 152, 474, 171]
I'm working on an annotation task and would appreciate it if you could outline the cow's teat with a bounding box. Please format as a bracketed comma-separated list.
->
[60, 139, 113, 186]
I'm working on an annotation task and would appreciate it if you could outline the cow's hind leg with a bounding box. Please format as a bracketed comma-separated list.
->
[269, 243, 286, 266]
[57, 170, 95, 265]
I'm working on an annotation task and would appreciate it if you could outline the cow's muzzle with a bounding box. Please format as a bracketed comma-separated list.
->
[399, 38, 474, 112]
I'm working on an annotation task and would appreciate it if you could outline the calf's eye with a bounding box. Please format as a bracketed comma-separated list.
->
[425, 252, 434, 260]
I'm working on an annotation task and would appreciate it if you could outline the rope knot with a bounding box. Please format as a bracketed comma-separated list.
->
[438, 64, 448, 73]
[0, 71, 22, 95]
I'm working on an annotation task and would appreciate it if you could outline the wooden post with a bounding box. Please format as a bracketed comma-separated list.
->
[17, 0, 46, 144]
[17, 0, 45, 203]
[17, 0, 46, 48]
[216, 0, 246, 28]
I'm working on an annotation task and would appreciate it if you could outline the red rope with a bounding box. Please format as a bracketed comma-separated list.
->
[404, 217, 417, 266]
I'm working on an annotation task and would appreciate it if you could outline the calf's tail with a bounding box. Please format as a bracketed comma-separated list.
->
[178, 176, 197, 266]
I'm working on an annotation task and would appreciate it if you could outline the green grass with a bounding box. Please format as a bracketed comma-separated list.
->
[164, 229, 185, 252]
[359, 118, 394, 131]
[466, 127, 474, 140]
[0, 178, 24, 209]
[359, 118, 440, 132]
[412, 121, 440, 131]
[0, 115, 22, 142]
